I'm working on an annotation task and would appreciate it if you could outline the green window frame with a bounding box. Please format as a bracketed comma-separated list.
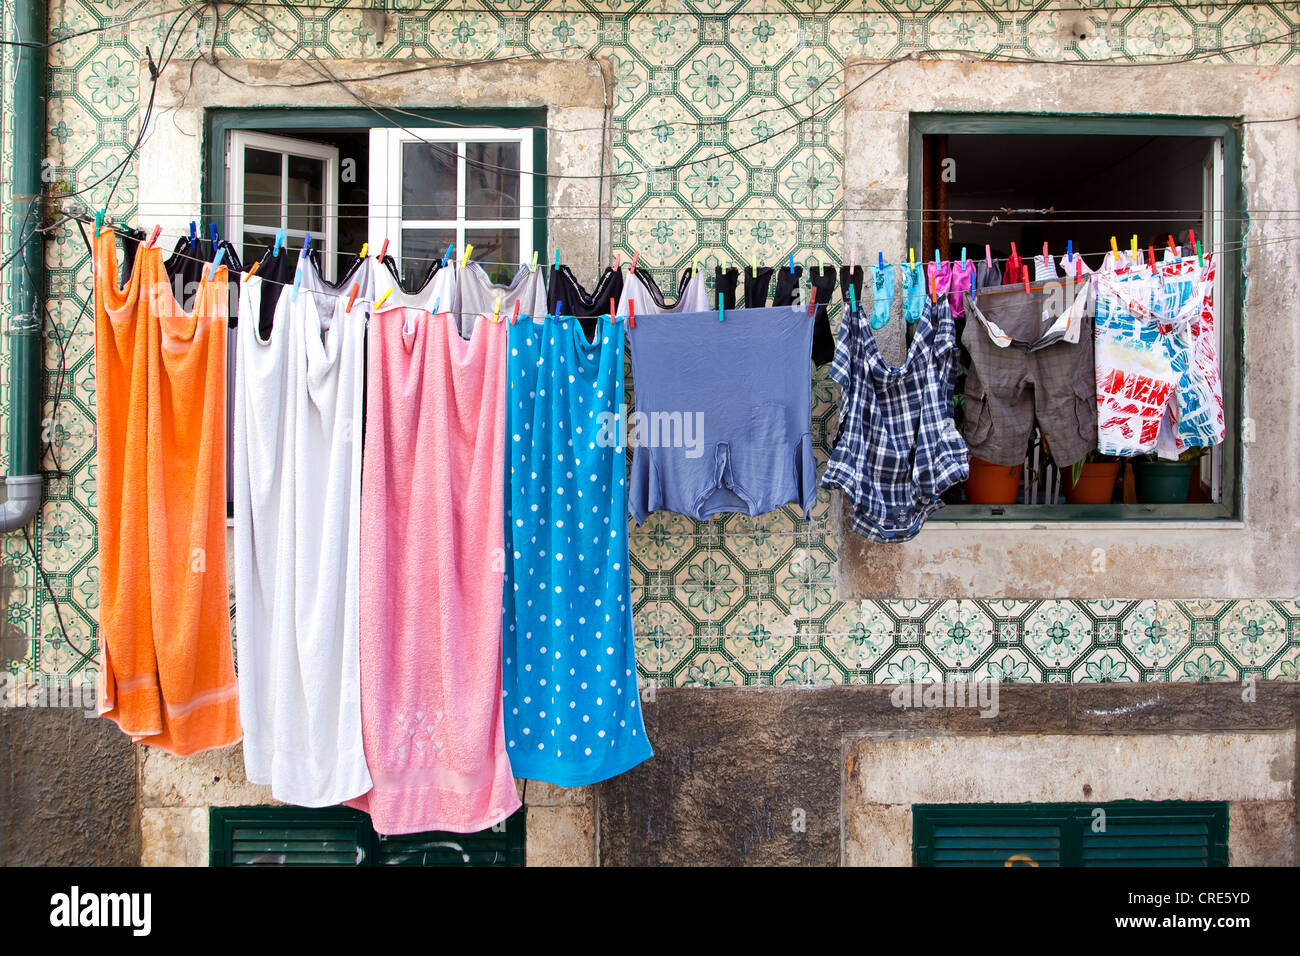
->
[209, 806, 526, 867]
[908, 113, 1243, 522]
[912, 801, 1229, 867]
[205, 107, 548, 263]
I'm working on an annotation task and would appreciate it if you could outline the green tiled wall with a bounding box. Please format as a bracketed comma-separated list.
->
[4, 1, 1299, 693]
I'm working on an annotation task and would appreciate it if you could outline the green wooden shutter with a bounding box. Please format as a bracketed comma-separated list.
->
[913, 803, 1227, 868]
[210, 807, 525, 867]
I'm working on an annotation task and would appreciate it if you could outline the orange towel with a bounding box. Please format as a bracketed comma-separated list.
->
[93, 230, 240, 755]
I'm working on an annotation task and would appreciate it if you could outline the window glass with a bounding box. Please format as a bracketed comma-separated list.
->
[243, 147, 282, 228]
[402, 142, 457, 220]
[465, 142, 520, 220]
[286, 154, 325, 233]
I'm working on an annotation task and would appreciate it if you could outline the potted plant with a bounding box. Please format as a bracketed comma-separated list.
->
[1060, 450, 1121, 505]
[1131, 448, 1205, 504]
[965, 456, 1022, 504]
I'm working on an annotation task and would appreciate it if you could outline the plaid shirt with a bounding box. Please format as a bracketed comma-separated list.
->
[822, 294, 969, 542]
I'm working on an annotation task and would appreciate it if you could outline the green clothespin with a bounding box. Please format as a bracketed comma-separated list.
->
[94, 210, 105, 237]
[849, 283, 857, 315]
[1196, 241, 1204, 267]
[718, 292, 724, 323]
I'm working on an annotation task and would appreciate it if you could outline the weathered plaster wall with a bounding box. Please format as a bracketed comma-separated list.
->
[598, 683, 1300, 866]
[0, 707, 139, 866]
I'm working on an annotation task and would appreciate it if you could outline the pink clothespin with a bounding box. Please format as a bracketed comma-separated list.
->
[985, 245, 992, 268]
[609, 297, 616, 325]
[145, 224, 161, 249]
[511, 300, 521, 325]
[629, 251, 639, 275]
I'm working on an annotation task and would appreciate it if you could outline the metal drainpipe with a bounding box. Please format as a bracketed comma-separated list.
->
[0, 0, 47, 531]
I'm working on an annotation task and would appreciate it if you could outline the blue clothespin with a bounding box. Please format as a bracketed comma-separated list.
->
[207, 246, 226, 280]
[209, 223, 220, 248]
[961, 247, 967, 266]
[442, 243, 453, 267]
[273, 228, 286, 257]
[554, 249, 561, 271]
[432, 296, 441, 314]
[878, 252, 884, 269]
[188, 221, 197, 250]
[290, 265, 303, 302]
[302, 234, 313, 255]
[1066, 239, 1074, 263]
[788, 252, 795, 275]
[718, 292, 724, 323]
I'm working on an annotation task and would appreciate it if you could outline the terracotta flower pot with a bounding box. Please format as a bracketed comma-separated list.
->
[965, 457, 1022, 504]
[1062, 461, 1120, 505]
[1133, 459, 1195, 504]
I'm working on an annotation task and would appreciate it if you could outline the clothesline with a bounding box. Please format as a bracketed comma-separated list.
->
[92, 220, 1232, 303]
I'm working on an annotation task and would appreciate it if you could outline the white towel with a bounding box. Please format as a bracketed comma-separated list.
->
[233, 273, 372, 806]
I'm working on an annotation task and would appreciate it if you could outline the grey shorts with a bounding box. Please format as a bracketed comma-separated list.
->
[960, 283, 1097, 468]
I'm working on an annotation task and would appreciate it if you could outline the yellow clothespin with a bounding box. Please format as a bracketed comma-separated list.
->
[531, 250, 539, 273]
[1110, 236, 1118, 256]
[909, 247, 915, 267]
[750, 253, 757, 275]
[493, 295, 501, 323]
[462, 243, 473, 268]
[374, 288, 393, 309]
[1130, 234, 1138, 261]
[359, 242, 369, 259]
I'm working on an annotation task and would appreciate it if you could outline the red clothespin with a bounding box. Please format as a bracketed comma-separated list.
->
[1009, 241, 1019, 267]
[628, 300, 635, 330]
[1075, 256, 1083, 280]
[344, 282, 360, 314]
[614, 252, 621, 271]
[145, 224, 162, 249]
[1188, 229, 1196, 254]
[808, 296, 816, 318]
[1167, 234, 1176, 254]
[1147, 245, 1155, 271]
[1023, 269, 1031, 295]
[609, 297, 616, 325]
[378, 238, 389, 261]
[511, 300, 521, 325]
[629, 251, 639, 275]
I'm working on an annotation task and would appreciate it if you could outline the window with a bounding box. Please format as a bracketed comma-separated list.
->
[912, 802, 1229, 867]
[210, 108, 547, 512]
[369, 127, 535, 287]
[226, 131, 338, 280]
[209, 806, 526, 867]
[909, 114, 1241, 521]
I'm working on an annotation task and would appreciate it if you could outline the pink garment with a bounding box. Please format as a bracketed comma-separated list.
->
[348, 307, 519, 834]
[949, 260, 976, 317]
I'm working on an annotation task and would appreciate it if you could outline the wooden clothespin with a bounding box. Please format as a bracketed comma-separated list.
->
[344, 282, 360, 314]
[374, 288, 392, 309]
[511, 300, 521, 325]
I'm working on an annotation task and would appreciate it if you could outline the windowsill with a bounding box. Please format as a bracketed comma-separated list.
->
[925, 518, 1245, 531]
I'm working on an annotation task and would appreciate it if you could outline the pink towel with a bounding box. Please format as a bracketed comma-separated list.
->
[348, 308, 519, 834]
